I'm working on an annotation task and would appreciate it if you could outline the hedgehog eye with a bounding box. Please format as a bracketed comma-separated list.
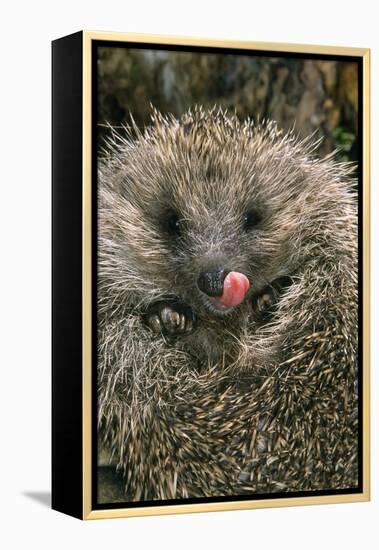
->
[243, 209, 261, 230]
[164, 209, 181, 235]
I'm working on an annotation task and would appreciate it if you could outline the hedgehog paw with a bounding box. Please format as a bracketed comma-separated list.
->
[252, 276, 293, 321]
[256, 291, 276, 313]
[252, 290, 276, 321]
[146, 301, 195, 336]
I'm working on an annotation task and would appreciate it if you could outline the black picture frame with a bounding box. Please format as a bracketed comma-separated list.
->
[52, 31, 370, 520]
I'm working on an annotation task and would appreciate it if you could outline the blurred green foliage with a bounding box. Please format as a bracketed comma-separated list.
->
[333, 127, 356, 162]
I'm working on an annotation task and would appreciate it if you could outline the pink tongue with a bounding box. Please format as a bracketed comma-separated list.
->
[215, 271, 250, 308]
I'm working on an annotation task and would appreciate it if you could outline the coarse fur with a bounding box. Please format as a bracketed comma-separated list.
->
[97, 107, 358, 501]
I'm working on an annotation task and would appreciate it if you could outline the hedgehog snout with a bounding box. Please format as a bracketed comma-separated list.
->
[197, 269, 228, 297]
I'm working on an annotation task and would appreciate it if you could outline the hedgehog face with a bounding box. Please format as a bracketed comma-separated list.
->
[146, 184, 296, 320]
[113, 153, 302, 323]
[99, 110, 318, 324]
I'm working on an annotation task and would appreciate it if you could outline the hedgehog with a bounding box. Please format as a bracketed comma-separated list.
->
[97, 107, 358, 503]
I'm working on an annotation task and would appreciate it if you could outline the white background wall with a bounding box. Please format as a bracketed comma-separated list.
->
[0, 1, 376, 548]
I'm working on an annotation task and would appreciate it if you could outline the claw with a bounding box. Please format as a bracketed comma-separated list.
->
[148, 314, 162, 333]
[185, 317, 193, 332]
[179, 313, 186, 332]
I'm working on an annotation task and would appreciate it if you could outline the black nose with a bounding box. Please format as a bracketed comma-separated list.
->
[197, 269, 228, 297]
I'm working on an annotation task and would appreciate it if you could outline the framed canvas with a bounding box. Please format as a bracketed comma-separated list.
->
[52, 31, 370, 520]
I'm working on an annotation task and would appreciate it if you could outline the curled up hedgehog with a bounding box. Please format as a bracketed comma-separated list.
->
[97, 107, 358, 502]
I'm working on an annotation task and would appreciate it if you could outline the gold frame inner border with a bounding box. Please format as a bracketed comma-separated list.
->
[82, 31, 371, 520]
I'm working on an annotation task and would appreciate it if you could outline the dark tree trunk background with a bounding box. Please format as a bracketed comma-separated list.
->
[97, 48, 359, 162]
